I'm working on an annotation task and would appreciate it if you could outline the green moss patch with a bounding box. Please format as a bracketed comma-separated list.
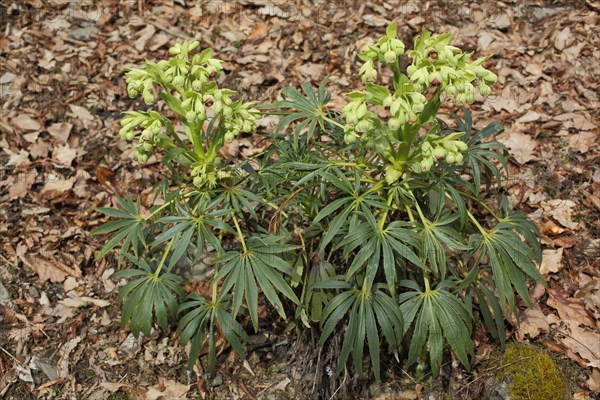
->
[499, 343, 566, 400]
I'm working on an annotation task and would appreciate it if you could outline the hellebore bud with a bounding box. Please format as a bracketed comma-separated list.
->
[384, 50, 396, 64]
[388, 118, 401, 131]
[385, 166, 402, 185]
[143, 91, 154, 105]
[433, 147, 446, 160]
[479, 83, 491, 97]
[172, 75, 185, 87]
[356, 119, 372, 132]
[186, 111, 196, 123]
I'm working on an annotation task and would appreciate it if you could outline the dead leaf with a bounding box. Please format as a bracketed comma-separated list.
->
[145, 378, 190, 400]
[29, 140, 50, 159]
[554, 27, 573, 50]
[562, 319, 600, 369]
[39, 176, 75, 199]
[47, 122, 73, 144]
[23, 254, 81, 283]
[53, 145, 77, 166]
[487, 90, 519, 113]
[135, 25, 156, 51]
[568, 131, 597, 153]
[516, 306, 549, 341]
[7, 171, 37, 200]
[100, 382, 131, 393]
[547, 287, 595, 328]
[273, 377, 291, 391]
[59, 296, 110, 308]
[554, 112, 596, 131]
[553, 235, 577, 248]
[57, 337, 81, 378]
[516, 110, 543, 123]
[4, 148, 30, 167]
[586, 368, 600, 392]
[149, 33, 170, 51]
[68, 105, 95, 129]
[498, 130, 537, 164]
[249, 23, 269, 39]
[542, 220, 567, 236]
[295, 63, 325, 79]
[541, 199, 579, 229]
[95, 166, 116, 186]
[539, 248, 564, 275]
[12, 114, 41, 131]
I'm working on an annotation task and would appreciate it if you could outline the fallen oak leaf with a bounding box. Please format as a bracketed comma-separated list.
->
[12, 114, 41, 131]
[498, 129, 537, 164]
[145, 377, 190, 400]
[562, 320, 600, 369]
[539, 248, 564, 275]
[516, 305, 550, 341]
[586, 368, 600, 392]
[547, 287, 595, 328]
[21, 254, 81, 283]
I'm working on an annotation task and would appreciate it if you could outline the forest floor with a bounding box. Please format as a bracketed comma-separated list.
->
[0, 1, 599, 399]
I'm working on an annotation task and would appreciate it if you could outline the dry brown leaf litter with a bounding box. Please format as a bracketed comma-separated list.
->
[0, 1, 599, 399]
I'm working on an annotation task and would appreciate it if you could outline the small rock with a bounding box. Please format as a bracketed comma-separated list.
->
[0, 72, 16, 84]
[119, 333, 142, 355]
[28, 286, 40, 299]
[0, 282, 10, 305]
[208, 374, 223, 387]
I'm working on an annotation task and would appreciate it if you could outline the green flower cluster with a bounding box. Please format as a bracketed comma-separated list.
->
[119, 111, 164, 163]
[191, 157, 224, 189]
[341, 93, 377, 143]
[119, 40, 261, 186]
[407, 30, 497, 103]
[125, 41, 224, 106]
[213, 89, 261, 143]
[419, 132, 468, 172]
[384, 90, 427, 129]
[358, 23, 405, 83]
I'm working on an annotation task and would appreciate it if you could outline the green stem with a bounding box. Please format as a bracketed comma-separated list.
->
[364, 180, 386, 196]
[413, 199, 429, 227]
[392, 60, 402, 84]
[231, 213, 247, 253]
[377, 192, 394, 231]
[144, 190, 195, 221]
[323, 116, 346, 130]
[404, 203, 415, 222]
[424, 276, 431, 293]
[154, 236, 175, 277]
[188, 120, 205, 158]
[467, 209, 488, 236]
[445, 191, 502, 221]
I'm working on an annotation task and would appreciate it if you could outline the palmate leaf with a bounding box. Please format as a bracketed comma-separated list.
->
[92, 195, 146, 263]
[177, 294, 248, 371]
[115, 256, 184, 337]
[446, 108, 507, 197]
[468, 209, 544, 313]
[414, 214, 471, 278]
[153, 197, 233, 268]
[315, 170, 389, 251]
[339, 218, 424, 293]
[215, 235, 300, 331]
[214, 185, 261, 220]
[474, 277, 506, 349]
[261, 79, 332, 147]
[399, 279, 473, 377]
[304, 259, 336, 322]
[317, 282, 404, 381]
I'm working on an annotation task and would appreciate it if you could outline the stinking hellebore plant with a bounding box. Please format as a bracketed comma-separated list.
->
[93, 23, 545, 382]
